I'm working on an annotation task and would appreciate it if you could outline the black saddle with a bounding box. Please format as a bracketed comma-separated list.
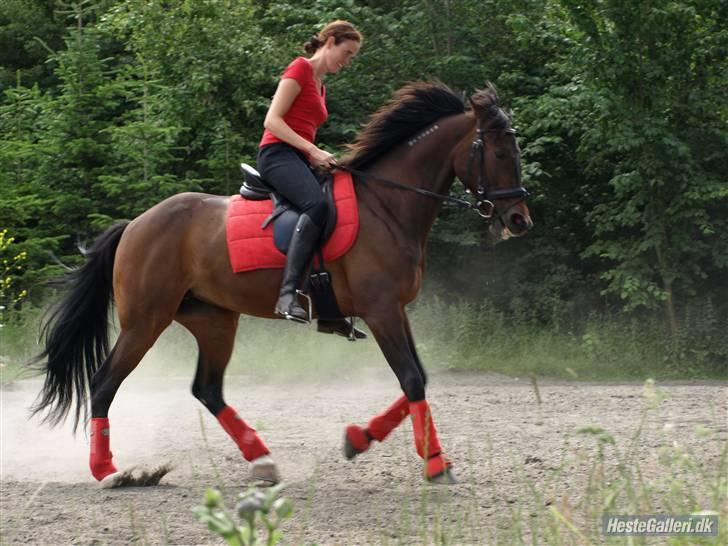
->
[238, 163, 366, 341]
[239, 164, 337, 255]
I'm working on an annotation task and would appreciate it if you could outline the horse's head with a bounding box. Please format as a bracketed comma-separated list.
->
[453, 84, 533, 241]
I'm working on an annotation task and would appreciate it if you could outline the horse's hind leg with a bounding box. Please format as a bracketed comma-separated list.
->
[89, 322, 169, 486]
[175, 300, 279, 485]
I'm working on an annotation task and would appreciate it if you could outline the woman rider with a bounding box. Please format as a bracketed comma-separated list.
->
[258, 21, 362, 322]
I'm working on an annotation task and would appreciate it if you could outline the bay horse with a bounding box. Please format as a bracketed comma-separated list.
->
[31, 82, 532, 487]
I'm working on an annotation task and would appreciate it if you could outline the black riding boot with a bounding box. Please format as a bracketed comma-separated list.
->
[275, 214, 321, 323]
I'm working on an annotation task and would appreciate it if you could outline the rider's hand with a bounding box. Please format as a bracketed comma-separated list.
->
[307, 145, 338, 170]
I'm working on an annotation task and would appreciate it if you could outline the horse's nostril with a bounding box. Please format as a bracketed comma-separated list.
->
[512, 213, 525, 226]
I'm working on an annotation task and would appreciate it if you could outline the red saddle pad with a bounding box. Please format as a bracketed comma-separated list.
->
[226, 171, 359, 273]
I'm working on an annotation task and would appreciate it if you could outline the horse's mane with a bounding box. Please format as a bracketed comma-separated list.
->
[341, 81, 466, 169]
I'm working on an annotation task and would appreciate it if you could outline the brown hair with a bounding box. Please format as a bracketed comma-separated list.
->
[303, 20, 362, 55]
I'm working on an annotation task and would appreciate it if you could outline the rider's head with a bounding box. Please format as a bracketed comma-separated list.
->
[304, 20, 362, 74]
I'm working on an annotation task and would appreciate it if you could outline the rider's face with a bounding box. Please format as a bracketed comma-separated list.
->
[325, 39, 360, 73]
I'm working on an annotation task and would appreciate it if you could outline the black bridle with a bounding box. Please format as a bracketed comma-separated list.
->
[465, 122, 529, 219]
[338, 120, 529, 223]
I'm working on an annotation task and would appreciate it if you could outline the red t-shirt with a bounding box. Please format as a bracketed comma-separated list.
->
[259, 57, 328, 148]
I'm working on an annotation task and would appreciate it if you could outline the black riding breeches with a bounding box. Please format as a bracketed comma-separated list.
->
[257, 143, 329, 228]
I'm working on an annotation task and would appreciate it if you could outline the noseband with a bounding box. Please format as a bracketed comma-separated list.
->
[464, 121, 529, 219]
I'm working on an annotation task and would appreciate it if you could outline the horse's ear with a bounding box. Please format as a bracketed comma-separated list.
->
[468, 96, 482, 115]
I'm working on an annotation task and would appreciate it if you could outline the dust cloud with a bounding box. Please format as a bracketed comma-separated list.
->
[1, 316, 388, 484]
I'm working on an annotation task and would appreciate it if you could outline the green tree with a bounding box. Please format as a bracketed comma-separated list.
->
[94, 57, 191, 225]
[0, 0, 65, 91]
[557, 0, 728, 334]
[103, 0, 280, 193]
[39, 0, 120, 248]
[0, 75, 61, 295]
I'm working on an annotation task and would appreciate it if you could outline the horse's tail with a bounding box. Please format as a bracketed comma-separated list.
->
[30, 221, 130, 432]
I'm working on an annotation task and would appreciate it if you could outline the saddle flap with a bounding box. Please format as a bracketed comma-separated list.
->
[226, 170, 358, 273]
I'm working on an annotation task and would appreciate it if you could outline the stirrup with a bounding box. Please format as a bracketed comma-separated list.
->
[296, 290, 312, 322]
[278, 290, 312, 324]
[317, 317, 368, 341]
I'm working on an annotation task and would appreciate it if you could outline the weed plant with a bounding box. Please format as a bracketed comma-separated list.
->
[2, 296, 726, 383]
[189, 380, 725, 545]
[194, 484, 293, 546]
[408, 296, 728, 380]
[483, 381, 727, 545]
[334, 380, 725, 545]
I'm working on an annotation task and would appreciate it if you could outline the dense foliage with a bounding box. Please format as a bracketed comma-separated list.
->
[1, 0, 726, 370]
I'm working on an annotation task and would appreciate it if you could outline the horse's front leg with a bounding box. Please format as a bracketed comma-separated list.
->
[344, 314, 423, 456]
[349, 305, 455, 483]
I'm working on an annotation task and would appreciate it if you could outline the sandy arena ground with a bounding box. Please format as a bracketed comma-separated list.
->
[1, 368, 726, 545]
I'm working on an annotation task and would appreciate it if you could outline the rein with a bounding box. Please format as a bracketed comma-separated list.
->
[337, 121, 529, 224]
[336, 165, 476, 210]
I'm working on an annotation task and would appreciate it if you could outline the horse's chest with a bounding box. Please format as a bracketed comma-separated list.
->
[400, 262, 424, 304]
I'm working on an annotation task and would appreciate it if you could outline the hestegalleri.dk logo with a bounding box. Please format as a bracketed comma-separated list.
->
[602, 515, 718, 536]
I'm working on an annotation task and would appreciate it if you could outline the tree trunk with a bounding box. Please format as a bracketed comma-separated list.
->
[663, 278, 678, 340]
[655, 244, 678, 339]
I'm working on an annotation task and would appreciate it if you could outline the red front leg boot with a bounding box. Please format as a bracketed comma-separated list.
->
[345, 395, 410, 459]
[409, 400, 456, 484]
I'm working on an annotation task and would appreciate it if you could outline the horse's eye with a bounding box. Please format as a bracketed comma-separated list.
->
[494, 151, 505, 160]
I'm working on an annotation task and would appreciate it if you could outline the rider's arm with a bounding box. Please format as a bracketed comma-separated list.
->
[263, 78, 336, 168]
[263, 78, 316, 154]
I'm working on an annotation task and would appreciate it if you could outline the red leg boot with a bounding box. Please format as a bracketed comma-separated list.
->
[216, 406, 270, 461]
[217, 406, 278, 484]
[344, 395, 410, 460]
[409, 400, 455, 483]
[89, 417, 122, 487]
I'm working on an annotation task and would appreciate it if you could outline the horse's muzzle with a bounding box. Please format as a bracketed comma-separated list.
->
[505, 210, 534, 236]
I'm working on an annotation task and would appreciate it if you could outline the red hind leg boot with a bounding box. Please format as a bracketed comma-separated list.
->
[216, 406, 270, 461]
[89, 417, 119, 481]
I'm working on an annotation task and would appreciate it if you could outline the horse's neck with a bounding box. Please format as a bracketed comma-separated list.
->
[362, 113, 473, 246]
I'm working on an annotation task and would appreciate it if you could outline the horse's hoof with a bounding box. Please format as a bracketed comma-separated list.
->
[427, 467, 458, 485]
[343, 425, 370, 460]
[250, 455, 280, 485]
[343, 433, 359, 460]
[99, 471, 124, 489]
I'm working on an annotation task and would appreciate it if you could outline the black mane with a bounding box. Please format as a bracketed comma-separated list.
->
[341, 81, 466, 169]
